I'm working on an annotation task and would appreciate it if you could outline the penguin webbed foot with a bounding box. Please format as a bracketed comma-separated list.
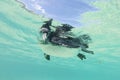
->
[77, 53, 86, 60]
[44, 53, 50, 61]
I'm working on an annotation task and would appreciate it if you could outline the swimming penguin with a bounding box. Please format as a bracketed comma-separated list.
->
[39, 19, 94, 61]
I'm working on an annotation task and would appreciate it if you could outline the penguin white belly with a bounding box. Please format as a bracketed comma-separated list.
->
[39, 43, 79, 58]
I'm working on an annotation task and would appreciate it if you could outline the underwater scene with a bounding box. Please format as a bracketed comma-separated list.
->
[0, 0, 120, 80]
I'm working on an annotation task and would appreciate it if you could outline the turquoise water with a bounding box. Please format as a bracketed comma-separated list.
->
[0, 0, 120, 80]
